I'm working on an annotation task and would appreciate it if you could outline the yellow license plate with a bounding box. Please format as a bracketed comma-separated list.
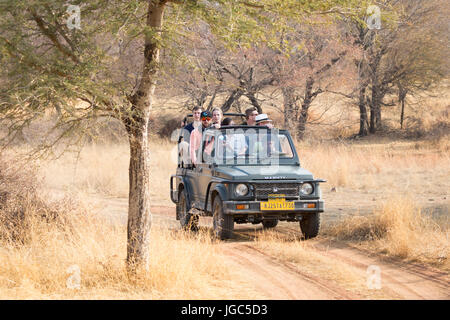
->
[261, 198, 295, 211]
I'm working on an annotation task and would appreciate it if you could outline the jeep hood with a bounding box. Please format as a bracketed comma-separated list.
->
[215, 165, 314, 181]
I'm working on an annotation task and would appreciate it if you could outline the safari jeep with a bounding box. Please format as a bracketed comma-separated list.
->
[170, 123, 326, 240]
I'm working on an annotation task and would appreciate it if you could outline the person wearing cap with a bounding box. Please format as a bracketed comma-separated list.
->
[190, 110, 213, 166]
[255, 113, 274, 129]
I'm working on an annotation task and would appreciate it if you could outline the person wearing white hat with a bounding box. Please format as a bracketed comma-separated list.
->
[255, 113, 274, 128]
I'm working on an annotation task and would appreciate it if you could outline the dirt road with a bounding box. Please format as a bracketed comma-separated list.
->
[86, 195, 449, 300]
[217, 225, 448, 300]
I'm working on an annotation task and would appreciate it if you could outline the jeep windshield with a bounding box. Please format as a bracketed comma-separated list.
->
[203, 127, 296, 166]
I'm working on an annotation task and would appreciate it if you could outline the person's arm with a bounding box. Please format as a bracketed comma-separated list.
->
[204, 136, 214, 155]
[190, 129, 199, 165]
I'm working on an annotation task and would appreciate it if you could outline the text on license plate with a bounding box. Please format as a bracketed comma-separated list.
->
[260, 198, 295, 211]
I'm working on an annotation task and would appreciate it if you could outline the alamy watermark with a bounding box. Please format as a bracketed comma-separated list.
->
[66, 4, 81, 30]
[366, 265, 382, 290]
[66, 264, 81, 290]
[366, 5, 381, 30]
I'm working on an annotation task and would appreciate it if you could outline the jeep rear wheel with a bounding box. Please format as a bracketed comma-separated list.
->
[212, 196, 234, 240]
[177, 190, 198, 232]
[262, 219, 278, 229]
[300, 213, 320, 239]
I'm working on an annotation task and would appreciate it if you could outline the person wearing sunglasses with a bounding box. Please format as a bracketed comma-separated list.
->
[189, 111, 213, 166]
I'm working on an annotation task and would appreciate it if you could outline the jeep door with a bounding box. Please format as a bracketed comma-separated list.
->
[194, 131, 216, 209]
[184, 166, 200, 207]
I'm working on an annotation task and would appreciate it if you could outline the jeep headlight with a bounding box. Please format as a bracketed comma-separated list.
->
[235, 184, 249, 196]
[300, 183, 314, 195]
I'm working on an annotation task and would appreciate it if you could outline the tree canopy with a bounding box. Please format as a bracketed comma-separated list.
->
[0, 0, 369, 155]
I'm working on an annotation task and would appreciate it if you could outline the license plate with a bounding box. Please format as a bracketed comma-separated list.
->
[261, 197, 295, 211]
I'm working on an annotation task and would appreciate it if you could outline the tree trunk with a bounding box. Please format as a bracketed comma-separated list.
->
[246, 92, 263, 114]
[221, 88, 244, 112]
[367, 49, 385, 134]
[124, 0, 166, 273]
[358, 85, 369, 136]
[297, 105, 309, 140]
[400, 97, 405, 129]
[281, 87, 296, 130]
[297, 77, 315, 140]
[398, 84, 407, 129]
[369, 84, 382, 134]
[125, 113, 152, 272]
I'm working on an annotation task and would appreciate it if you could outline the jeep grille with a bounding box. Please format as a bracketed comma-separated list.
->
[253, 183, 299, 199]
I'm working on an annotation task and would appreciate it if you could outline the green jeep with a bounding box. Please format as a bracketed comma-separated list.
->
[170, 120, 326, 240]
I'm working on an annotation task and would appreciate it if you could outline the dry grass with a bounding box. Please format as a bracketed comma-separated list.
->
[322, 195, 449, 270]
[0, 155, 257, 299]
[39, 139, 178, 205]
[294, 139, 449, 192]
[0, 212, 249, 299]
[0, 201, 256, 299]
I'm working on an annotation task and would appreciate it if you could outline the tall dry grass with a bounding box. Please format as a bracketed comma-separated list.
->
[298, 140, 450, 190]
[322, 195, 449, 270]
[0, 213, 252, 299]
[0, 155, 257, 299]
[0, 215, 246, 299]
[39, 139, 179, 205]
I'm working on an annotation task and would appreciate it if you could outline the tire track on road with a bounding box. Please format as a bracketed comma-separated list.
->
[276, 225, 449, 299]
[221, 242, 360, 300]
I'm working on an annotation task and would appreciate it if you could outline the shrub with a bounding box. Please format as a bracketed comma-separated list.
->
[0, 156, 64, 244]
[323, 196, 449, 268]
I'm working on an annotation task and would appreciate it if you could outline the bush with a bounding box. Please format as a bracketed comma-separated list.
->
[155, 116, 183, 139]
[323, 196, 449, 268]
[0, 156, 65, 244]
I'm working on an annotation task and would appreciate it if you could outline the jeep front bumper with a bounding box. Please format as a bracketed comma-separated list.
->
[222, 200, 324, 215]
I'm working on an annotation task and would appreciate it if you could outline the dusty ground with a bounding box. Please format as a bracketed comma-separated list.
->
[83, 192, 449, 300]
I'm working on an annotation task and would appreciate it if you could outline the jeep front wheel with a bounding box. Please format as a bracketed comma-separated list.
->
[177, 189, 198, 232]
[300, 213, 320, 239]
[212, 196, 234, 240]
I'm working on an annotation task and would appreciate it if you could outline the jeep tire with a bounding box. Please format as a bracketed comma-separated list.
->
[300, 212, 320, 239]
[262, 219, 278, 229]
[212, 196, 234, 240]
[177, 189, 198, 232]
